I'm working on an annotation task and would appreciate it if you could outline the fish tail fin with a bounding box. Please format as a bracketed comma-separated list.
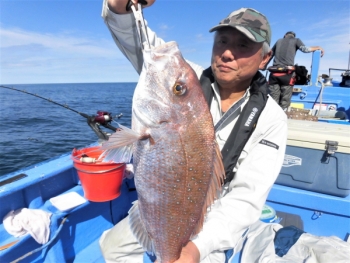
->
[192, 141, 225, 236]
[128, 201, 155, 255]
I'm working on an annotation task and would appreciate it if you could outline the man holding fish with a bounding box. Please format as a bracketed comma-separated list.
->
[99, 0, 287, 262]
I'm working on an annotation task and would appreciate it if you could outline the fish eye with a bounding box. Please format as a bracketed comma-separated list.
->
[173, 83, 186, 96]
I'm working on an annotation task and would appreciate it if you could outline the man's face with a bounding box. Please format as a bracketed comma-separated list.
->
[211, 27, 269, 90]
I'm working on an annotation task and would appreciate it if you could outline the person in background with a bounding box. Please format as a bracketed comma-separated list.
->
[99, 0, 288, 262]
[266, 31, 324, 110]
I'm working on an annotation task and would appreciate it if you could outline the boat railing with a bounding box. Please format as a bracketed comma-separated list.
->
[299, 51, 348, 87]
[328, 68, 349, 78]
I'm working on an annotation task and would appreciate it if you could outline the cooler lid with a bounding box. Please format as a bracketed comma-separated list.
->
[287, 119, 350, 153]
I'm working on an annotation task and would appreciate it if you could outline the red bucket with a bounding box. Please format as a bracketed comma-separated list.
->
[71, 146, 125, 202]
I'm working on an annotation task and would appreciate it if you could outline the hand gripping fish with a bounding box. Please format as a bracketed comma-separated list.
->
[100, 4, 225, 263]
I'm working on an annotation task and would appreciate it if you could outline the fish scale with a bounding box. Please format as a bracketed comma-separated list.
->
[133, 95, 219, 262]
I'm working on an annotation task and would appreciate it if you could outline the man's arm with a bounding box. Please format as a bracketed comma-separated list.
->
[102, 0, 161, 73]
[307, 46, 324, 57]
[102, 0, 204, 77]
[299, 45, 324, 57]
[297, 39, 324, 57]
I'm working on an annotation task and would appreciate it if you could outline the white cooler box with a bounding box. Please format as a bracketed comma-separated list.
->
[276, 119, 350, 197]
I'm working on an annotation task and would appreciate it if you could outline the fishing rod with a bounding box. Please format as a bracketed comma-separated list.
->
[0, 85, 123, 141]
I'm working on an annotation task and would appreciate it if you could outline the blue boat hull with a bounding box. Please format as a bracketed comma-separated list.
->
[289, 51, 350, 122]
[0, 145, 349, 262]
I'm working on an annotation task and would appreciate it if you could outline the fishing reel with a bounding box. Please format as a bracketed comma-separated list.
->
[84, 110, 123, 141]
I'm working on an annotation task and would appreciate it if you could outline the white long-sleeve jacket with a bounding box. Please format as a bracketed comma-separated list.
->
[102, 2, 287, 262]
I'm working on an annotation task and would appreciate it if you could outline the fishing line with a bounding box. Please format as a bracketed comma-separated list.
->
[1, 85, 90, 118]
[0, 85, 122, 141]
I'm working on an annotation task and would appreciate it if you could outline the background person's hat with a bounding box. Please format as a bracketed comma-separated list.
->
[209, 8, 271, 45]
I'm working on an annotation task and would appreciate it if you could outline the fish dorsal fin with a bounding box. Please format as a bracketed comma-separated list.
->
[128, 201, 155, 254]
[192, 141, 225, 236]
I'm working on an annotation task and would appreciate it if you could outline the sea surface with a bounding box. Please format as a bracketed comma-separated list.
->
[0, 83, 136, 177]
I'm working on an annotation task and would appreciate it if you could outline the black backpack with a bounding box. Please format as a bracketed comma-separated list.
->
[294, 65, 308, 85]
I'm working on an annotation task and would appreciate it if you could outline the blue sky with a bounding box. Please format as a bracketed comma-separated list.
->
[1, 0, 349, 84]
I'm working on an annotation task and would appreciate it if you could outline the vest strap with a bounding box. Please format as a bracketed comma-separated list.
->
[200, 67, 268, 183]
[214, 94, 247, 132]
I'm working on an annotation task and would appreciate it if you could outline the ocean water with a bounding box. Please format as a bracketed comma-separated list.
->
[0, 83, 136, 177]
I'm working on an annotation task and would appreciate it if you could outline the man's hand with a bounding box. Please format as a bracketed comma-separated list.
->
[124, 163, 134, 179]
[173, 241, 200, 263]
[107, 0, 155, 14]
[154, 241, 200, 263]
[310, 46, 324, 57]
[320, 47, 325, 57]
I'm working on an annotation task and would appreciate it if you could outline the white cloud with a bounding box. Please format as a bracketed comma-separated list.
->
[0, 26, 133, 84]
[159, 23, 170, 30]
[0, 26, 120, 58]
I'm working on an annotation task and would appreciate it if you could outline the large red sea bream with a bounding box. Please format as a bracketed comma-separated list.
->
[101, 41, 225, 263]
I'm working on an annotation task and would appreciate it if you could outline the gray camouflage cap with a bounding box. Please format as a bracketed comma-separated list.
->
[209, 8, 271, 45]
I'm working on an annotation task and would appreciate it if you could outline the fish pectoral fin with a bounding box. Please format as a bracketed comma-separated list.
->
[98, 125, 140, 163]
[128, 201, 155, 254]
[98, 144, 133, 163]
[101, 124, 141, 150]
